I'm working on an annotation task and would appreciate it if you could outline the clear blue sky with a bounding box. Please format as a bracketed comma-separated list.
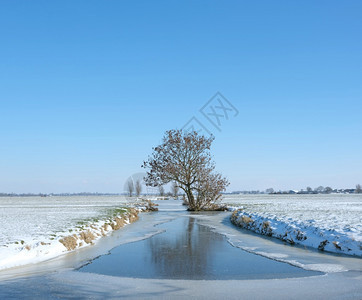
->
[0, 1, 361, 193]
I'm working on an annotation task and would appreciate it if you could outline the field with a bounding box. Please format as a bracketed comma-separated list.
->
[223, 194, 362, 256]
[0, 196, 136, 270]
[1, 194, 361, 271]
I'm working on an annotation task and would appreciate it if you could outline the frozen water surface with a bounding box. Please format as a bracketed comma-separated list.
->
[79, 216, 320, 279]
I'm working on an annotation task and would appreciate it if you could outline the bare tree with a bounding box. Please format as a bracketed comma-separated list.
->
[356, 184, 362, 194]
[324, 186, 333, 194]
[306, 187, 312, 193]
[172, 181, 180, 198]
[265, 188, 274, 194]
[315, 186, 324, 193]
[158, 185, 165, 196]
[127, 179, 134, 197]
[142, 129, 229, 211]
[135, 179, 142, 197]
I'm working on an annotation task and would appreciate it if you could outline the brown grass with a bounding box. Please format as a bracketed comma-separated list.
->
[318, 239, 329, 251]
[262, 221, 270, 230]
[111, 217, 126, 230]
[59, 236, 78, 251]
[128, 209, 139, 223]
[241, 215, 253, 225]
[59, 208, 141, 252]
[79, 230, 96, 244]
[332, 241, 342, 250]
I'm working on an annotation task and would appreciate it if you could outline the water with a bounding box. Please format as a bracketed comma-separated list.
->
[79, 215, 322, 280]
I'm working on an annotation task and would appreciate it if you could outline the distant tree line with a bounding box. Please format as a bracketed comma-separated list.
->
[231, 184, 362, 195]
[263, 184, 362, 195]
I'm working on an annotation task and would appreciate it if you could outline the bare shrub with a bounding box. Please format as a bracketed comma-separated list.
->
[135, 179, 142, 197]
[172, 182, 179, 198]
[127, 179, 134, 197]
[158, 185, 165, 196]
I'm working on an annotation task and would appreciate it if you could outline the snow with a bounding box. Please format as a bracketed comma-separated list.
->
[1, 194, 361, 275]
[0, 199, 361, 299]
[0, 196, 139, 271]
[223, 194, 362, 257]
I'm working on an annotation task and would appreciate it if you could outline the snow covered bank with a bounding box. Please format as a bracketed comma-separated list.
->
[230, 209, 362, 257]
[0, 196, 156, 271]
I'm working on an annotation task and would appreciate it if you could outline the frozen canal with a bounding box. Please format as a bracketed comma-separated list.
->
[0, 199, 361, 299]
[79, 216, 320, 280]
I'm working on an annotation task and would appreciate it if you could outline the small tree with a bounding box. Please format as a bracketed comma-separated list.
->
[306, 187, 312, 193]
[127, 179, 134, 197]
[158, 185, 165, 196]
[266, 188, 274, 194]
[356, 184, 362, 194]
[135, 179, 142, 197]
[172, 181, 180, 198]
[315, 186, 324, 193]
[324, 186, 333, 194]
[142, 129, 229, 211]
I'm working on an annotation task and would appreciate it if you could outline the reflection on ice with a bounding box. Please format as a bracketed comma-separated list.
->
[79, 216, 321, 280]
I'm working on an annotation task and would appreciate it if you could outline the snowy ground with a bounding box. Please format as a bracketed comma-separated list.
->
[0, 200, 361, 299]
[0, 196, 140, 271]
[222, 194, 362, 257]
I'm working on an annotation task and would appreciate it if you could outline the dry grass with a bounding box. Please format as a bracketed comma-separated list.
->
[59, 236, 78, 251]
[333, 241, 342, 250]
[240, 215, 253, 225]
[261, 221, 273, 236]
[295, 230, 307, 241]
[111, 217, 126, 230]
[128, 209, 139, 223]
[59, 208, 141, 252]
[79, 230, 96, 244]
[262, 221, 270, 230]
[318, 239, 329, 251]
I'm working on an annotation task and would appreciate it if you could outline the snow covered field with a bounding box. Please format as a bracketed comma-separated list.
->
[1, 194, 361, 274]
[0, 198, 361, 299]
[0, 196, 138, 271]
[223, 194, 362, 256]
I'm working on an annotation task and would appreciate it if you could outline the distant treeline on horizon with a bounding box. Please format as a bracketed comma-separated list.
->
[1, 185, 361, 197]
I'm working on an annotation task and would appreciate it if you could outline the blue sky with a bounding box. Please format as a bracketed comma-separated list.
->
[0, 1, 361, 193]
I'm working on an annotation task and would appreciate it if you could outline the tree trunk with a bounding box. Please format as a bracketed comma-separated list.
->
[186, 187, 196, 210]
